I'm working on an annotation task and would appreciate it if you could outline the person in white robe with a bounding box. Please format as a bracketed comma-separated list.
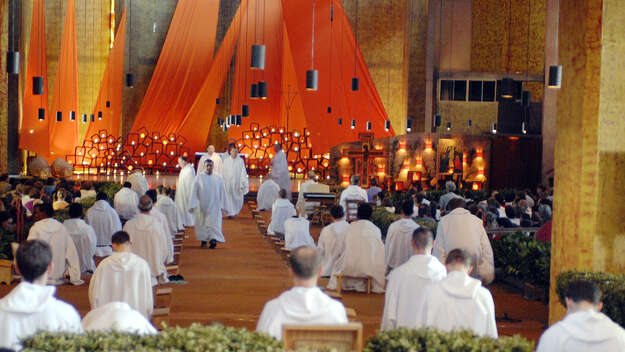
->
[385, 200, 420, 272]
[0, 240, 83, 350]
[537, 280, 625, 352]
[296, 171, 318, 217]
[381, 227, 446, 330]
[28, 203, 83, 285]
[257, 246, 348, 340]
[271, 143, 291, 201]
[175, 156, 196, 226]
[189, 159, 227, 249]
[123, 196, 169, 285]
[197, 145, 223, 176]
[317, 205, 349, 277]
[222, 143, 249, 217]
[339, 175, 368, 211]
[87, 192, 123, 257]
[268, 189, 296, 237]
[146, 190, 174, 264]
[327, 203, 385, 293]
[433, 198, 494, 284]
[63, 203, 97, 274]
[421, 248, 497, 338]
[156, 186, 184, 233]
[127, 169, 150, 196]
[284, 216, 315, 250]
[256, 175, 280, 211]
[88, 231, 154, 318]
[114, 182, 139, 221]
[82, 302, 157, 335]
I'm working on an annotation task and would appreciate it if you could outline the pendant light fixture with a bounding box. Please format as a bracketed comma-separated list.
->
[406, 119, 412, 133]
[337, 118, 342, 125]
[125, 0, 134, 87]
[38, 108, 46, 121]
[548, 65, 562, 88]
[250, 83, 259, 99]
[56, 111, 62, 122]
[351, 0, 359, 91]
[384, 120, 390, 131]
[33, 2, 45, 96]
[467, 119, 472, 127]
[446, 122, 451, 131]
[434, 114, 441, 128]
[82, 113, 87, 123]
[366, 121, 372, 131]
[98, 111, 103, 120]
[251, 0, 265, 69]
[306, 0, 318, 90]
[216, 98, 221, 104]
[70, 111, 76, 121]
[258, 81, 268, 99]
[521, 121, 527, 134]
[106, 100, 111, 108]
[6, 0, 19, 74]
[327, 107, 332, 113]
[90, 114, 95, 122]
[33, 76, 45, 95]
[242, 104, 249, 117]
[350, 119, 356, 129]
[236, 115, 242, 126]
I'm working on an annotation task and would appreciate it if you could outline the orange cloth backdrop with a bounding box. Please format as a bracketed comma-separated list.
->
[84, 8, 127, 140]
[19, 0, 49, 157]
[130, 0, 220, 134]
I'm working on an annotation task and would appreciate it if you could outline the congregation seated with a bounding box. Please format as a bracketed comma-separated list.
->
[114, 181, 139, 222]
[89, 230, 154, 318]
[385, 200, 419, 272]
[28, 203, 83, 285]
[338, 175, 368, 211]
[256, 246, 348, 340]
[0, 240, 83, 350]
[421, 248, 497, 338]
[82, 301, 157, 335]
[87, 192, 122, 257]
[268, 189, 296, 238]
[155, 185, 184, 233]
[327, 203, 385, 293]
[256, 174, 280, 211]
[381, 227, 446, 330]
[63, 203, 97, 274]
[537, 280, 625, 351]
[284, 215, 315, 250]
[317, 206, 349, 277]
[296, 171, 318, 216]
[127, 170, 150, 196]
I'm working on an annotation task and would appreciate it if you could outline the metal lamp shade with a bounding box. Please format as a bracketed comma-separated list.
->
[258, 81, 268, 99]
[98, 111, 103, 120]
[337, 118, 342, 125]
[350, 119, 356, 129]
[306, 70, 318, 90]
[251, 44, 266, 69]
[366, 121, 372, 130]
[82, 114, 87, 123]
[434, 114, 441, 127]
[385, 120, 391, 131]
[351, 77, 359, 91]
[242, 104, 249, 117]
[216, 98, 221, 104]
[468, 119, 472, 127]
[548, 65, 562, 88]
[90, 114, 95, 122]
[105, 100, 111, 108]
[56, 111, 62, 122]
[217, 118, 224, 125]
[406, 119, 413, 132]
[327, 106, 332, 113]
[500, 78, 514, 98]
[6, 51, 19, 74]
[38, 108, 45, 120]
[236, 115, 242, 126]
[125, 73, 135, 87]
[70, 111, 76, 121]
[250, 83, 259, 99]
[33, 76, 44, 95]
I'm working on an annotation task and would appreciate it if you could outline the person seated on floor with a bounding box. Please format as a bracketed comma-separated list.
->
[339, 175, 368, 212]
[0, 240, 83, 350]
[327, 203, 385, 293]
[127, 169, 149, 196]
[317, 205, 349, 278]
[256, 174, 280, 211]
[82, 301, 157, 335]
[296, 171, 318, 217]
[256, 246, 348, 340]
[27, 203, 83, 285]
[284, 213, 315, 250]
[89, 231, 154, 318]
[268, 189, 296, 238]
[385, 200, 420, 272]
[114, 181, 139, 222]
[381, 227, 446, 330]
[537, 279, 625, 351]
[87, 192, 122, 258]
[421, 248, 497, 338]
[146, 189, 174, 264]
[63, 203, 97, 274]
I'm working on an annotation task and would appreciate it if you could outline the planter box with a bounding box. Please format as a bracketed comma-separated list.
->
[0, 259, 12, 285]
[523, 282, 548, 302]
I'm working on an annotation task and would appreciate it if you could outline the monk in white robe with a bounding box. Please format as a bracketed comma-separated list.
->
[83, 302, 157, 335]
[537, 280, 625, 352]
[197, 145, 223, 176]
[339, 175, 368, 211]
[146, 190, 174, 264]
[89, 231, 154, 318]
[327, 203, 385, 293]
[381, 227, 446, 330]
[0, 240, 83, 350]
[222, 144, 249, 217]
[63, 203, 97, 274]
[257, 246, 348, 340]
[317, 206, 349, 277]
[256, 176, 280, 211]
[123, 196, 169, 285]
[296, 171, 319, 217]
[268, 189, 296, 236]
[271, 143, 291, 201]
[433, 198, 494, 284]
[189, 159, 227, 248]
[114, 182, 139, 221]
[28, 204, 83, 285]
[87, 192, 122, 257]
[175, 156, 196, 226]
[385, 200, 419, 271]
[421, 248, 497, 338]
[127, 170, 149, 196]
[284, 216, 316, 250]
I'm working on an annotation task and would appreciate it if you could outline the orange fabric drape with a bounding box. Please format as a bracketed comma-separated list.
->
[48, 0, 79, 160]
[176, 0, 248, 152]
[84, 8, 127, 140]
[130, 0, 220, 134]
[19, 0, 49, 156]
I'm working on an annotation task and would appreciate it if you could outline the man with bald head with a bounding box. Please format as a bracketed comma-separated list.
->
[256, 246, 348, 339]
[123, 195, 169, 285]
[197, 145, 223, 176]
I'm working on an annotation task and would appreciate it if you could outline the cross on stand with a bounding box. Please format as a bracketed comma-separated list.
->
[343, 133, 388, 187]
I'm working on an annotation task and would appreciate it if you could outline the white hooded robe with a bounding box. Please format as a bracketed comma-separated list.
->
[127, 171, 149, 196]
[63, 218, 97, 273]
[222, 155, 249, 216]
[339, 185, 368, 211]
[268, 198, 296, 235]
[123, 213, 168, 285]
[189, 173, 227, 243]
[86, 199, 122, 257]
[318, 220, 349, 277]
[385, 218, 420, 270]
[150, 207, 174, 264]
[114, 187, 139, 221]
[271, 150, 291, 201]
[257, 179, 280, 211]
[197, 152, 223, 176]
[175, 163, 196, 226]
[156, 194, 184, 233]
[82, 301, 157, 335]
[284, 217, 316, 250]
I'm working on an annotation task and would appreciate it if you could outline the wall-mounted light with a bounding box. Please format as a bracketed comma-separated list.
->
[406, 119, 412, 133]
[491, 123, 497, 134]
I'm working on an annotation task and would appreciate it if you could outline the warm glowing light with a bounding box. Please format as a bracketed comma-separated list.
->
[29, 129, 34, 134]
[288, 165, 293, 171]
[140, 133, 145, 139]
[399, 140, 407, 152]
[131, 141, 136, 145]
[163, 140, 168, 145]
[94, 138, 99, 143]
[416, 156, 423, 168]
[472, 183, 479, 190]
[148, 160, 153, 165]
[508, 136, 519, 140]
[425, 140, 433, 152]
[476, 150, 483, 159]
[245, 135, 250, 139]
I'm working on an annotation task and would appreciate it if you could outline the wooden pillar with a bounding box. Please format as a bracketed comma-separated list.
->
[550, 0, 625, 323]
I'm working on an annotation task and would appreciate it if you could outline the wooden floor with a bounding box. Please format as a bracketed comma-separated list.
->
[0, 203, 548, 342]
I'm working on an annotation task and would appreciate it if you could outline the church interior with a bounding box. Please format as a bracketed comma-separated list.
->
[0, 0, 624, 350]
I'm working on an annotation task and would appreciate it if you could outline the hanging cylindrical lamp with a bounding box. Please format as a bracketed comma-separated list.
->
[350, 119, 356, 129]
[337, 118, 342, 125]
[306, 70, 318, 91]
[366, 121, 372, 131]
[407, 119, 413, 132]
[33, 76, 44, 95]
[82, 113, 87, 123]
[90, 114, 95, 122]
[6, 52, 19, 74]
[306, 0, 318, 91]
[106, 100, 111, 108]
[384, 120, 391, 131]
[98, 111, 103, 120]
[327, 106, 332, 113]
[217, 118, 224, 125]
[446, 122, 451, 131]
[242, 104, 249, 117]
[126, 73, 135, 88]
[70, 111, 76, 121]
[258, 81, 268, 99]
[500, 78, 514, 98]
[250, 83, 259, 99]
[468, 119, 472, 127]
[236, 115, 242, 126]
[216, 97, 221, 104]
[250, 44, 266, 69]
[522, 90, 531, 107]
[548, 65, 562, 88]
[434, 114, 441, 128]
[56, 111, 62, 122]
[351, 77, 359, 91]
[38, 108, 45, 121]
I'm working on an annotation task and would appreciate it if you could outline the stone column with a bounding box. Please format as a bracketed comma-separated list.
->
[549, 0, 625, 323]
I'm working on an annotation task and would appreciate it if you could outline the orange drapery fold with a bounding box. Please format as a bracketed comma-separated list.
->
[19, 0, 49, 156]
[130, 0, 220, 134]
[176, 0, 248, 152]
[48, 0, 80, 160]
[84, 8, 127, 140]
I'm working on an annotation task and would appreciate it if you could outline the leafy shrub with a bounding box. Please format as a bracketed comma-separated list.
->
[365, 328, 534, 352]
[556, 271, 625, 327]
[492, 232, 550, 286]
[371, 207, 401, 239]
[0, 230, 15, 260]
[95, 181, 122, 204]
[22, 323, 283, 351]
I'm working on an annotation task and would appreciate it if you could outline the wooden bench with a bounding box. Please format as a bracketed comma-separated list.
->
[166, 265, 179, 275]
[333, 274, 372, 295]
[151, 307, 170, 329]
[282, 323, 363, 352]
[154, 287, 173, 308]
